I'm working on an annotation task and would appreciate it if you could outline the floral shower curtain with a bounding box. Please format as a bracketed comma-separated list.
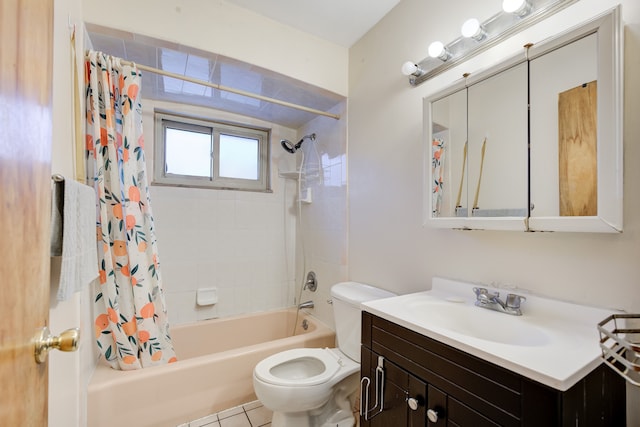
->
[85, 51, 177, 370]
[432, 137, 445, 216]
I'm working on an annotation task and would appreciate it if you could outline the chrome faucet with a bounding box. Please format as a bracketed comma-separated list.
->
[473, 287, 525, 316]
[303, 271, 317, 292]
[298, 300, 314, 309]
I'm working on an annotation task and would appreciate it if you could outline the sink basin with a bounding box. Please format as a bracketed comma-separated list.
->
[362, 277, 620, 391]
[405, 300, 550, 346]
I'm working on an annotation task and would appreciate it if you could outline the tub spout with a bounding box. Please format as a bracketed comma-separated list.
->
[298, 300, 314, 309]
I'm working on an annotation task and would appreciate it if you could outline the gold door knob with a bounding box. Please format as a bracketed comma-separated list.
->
[34, 327, 80, 364]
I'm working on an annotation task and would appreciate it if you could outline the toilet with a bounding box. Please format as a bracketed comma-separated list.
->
[253, 282, 396, 427]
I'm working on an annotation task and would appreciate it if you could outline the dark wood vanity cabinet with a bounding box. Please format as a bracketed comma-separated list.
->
[360, 312, 626, 427]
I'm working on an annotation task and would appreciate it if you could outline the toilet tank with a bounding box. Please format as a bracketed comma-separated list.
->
[330, 282, 396, 362]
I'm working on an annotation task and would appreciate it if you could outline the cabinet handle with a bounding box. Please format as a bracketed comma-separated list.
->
[427, 408, 439, 423]
[407, 397, 419, 411]
[360, 356, 386, 421]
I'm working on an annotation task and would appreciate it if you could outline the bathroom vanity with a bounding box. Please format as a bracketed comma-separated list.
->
[359, 278, 626, 426]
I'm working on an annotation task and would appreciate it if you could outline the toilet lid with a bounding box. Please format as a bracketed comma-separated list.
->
[254, 348, 343, 387]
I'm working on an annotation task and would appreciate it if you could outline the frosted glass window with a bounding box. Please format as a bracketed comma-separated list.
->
[219, 134, 259, 180]
[154, 112, 270, 192]
[165, 128, 211, 177]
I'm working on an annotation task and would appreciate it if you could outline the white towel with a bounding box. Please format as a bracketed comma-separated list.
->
[57, 179, 99, 301]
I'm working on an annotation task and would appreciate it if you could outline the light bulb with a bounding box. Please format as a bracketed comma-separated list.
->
[401, 61, 418, 76]
[428, 41, 451, 61]
[428, 41, 444, 58]
[401, 61, 425, 78]
[461, 18, 487, 41]
[502, 0, 532, 17]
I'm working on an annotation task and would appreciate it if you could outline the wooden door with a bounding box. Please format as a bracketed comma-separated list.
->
[0, 0, 54, 425]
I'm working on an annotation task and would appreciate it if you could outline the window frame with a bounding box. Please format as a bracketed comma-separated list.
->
[153, 111, 271, 192]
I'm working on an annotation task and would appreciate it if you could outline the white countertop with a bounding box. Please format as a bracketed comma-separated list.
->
[362, 277, 618, 391]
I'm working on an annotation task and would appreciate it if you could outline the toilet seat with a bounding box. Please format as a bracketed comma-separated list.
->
[254, 348, 346, 387]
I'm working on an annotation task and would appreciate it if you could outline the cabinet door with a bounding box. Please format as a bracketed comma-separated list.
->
[425, 57, 529, 231]
[528, 7, 622, 232]
[361, 347, 428, 426]
[361, 348, 409, 426]
[428, 85, 468, 220]
[466, 61, 529, 222]
[408, 375, 427, 427]
[426, 385, 446, 427]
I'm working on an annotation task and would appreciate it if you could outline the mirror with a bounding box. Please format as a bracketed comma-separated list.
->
[426, 58, 529, 230]
[466, 61, 528, 219]
[425, 6, 622, 233]
[430, 85, 467, 219]
[528, 7, 622, 232]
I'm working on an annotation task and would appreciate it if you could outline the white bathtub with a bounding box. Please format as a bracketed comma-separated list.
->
[87, 308, 335, 427]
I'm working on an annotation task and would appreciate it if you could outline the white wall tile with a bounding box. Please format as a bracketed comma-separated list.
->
[142, 100, 301, 325]
[161, 260, 198, 293]
[165, 291, 198, 325]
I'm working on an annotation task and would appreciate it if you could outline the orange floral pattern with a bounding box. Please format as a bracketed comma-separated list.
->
[432, 138, 446, 216]
[85, 51, 177, 370]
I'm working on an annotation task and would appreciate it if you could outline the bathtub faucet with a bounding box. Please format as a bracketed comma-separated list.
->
[298, 300, 314, 309]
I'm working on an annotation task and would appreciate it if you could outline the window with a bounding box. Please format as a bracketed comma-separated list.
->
[154, 112, 270, 192]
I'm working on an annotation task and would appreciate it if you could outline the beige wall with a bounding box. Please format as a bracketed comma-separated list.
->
[81, 0, 348, 96]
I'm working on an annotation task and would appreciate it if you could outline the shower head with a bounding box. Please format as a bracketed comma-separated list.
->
[280, 133, 316, 154]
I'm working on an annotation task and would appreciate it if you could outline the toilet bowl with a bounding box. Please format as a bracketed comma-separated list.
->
[253, 348, 359, 413]
[252, 282, 396, 427]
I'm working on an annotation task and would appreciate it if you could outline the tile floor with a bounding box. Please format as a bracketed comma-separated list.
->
[178, 400, 272, 427]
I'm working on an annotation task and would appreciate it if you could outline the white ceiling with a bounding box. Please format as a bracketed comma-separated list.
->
[224, 0, 402, 47]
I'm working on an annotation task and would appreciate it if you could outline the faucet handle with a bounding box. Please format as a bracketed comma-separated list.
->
[505, 293, 526, 308]
[473, 287, 488, 297]
[473, 287, 499, 299]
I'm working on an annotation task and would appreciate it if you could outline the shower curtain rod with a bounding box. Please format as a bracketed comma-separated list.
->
[118, 60, 341, 121]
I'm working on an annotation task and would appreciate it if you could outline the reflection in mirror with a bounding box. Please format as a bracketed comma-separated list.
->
[431, 88, 467, 218]
[528, 6, 622, 232]
[466, 62, 528, 217]
[529, 33, 598, 218]
[558, 80, 597, 216]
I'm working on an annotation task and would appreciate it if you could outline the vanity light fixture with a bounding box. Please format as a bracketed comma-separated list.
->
[402, 0, 577, 86]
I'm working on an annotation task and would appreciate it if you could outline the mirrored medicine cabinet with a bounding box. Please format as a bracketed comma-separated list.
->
[424, 6, 622, 232]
